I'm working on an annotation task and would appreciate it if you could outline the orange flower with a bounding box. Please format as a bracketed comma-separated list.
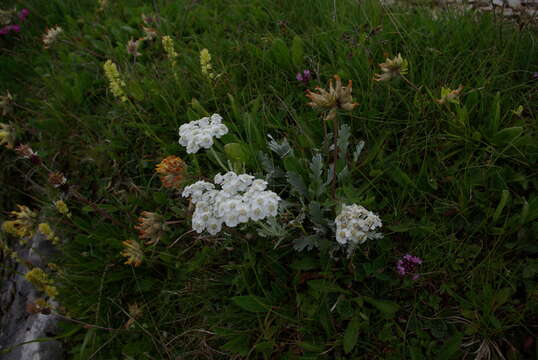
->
[155, 155, 186, 189]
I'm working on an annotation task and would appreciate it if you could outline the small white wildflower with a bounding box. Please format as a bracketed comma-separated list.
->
[335, 204, 382, 250]
[182, 172, 280, 235]
[42, 26, 63, 49]
[178, 114, 229, 154]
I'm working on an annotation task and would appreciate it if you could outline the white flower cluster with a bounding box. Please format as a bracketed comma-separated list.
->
[335, 204, 383, 247]
[178, 114, 228, 154]
[182, 172, 280, 235]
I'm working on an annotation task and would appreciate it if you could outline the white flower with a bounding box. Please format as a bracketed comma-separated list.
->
[182, 172, 280, 235]
[43, 26, 63, 49]
[335, 204, 383, 249]
[178, 114, 229, 154]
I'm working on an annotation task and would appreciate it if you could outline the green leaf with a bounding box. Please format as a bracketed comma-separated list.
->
[386, 166, 416, 189]
[364, 298, 400, 317]
[343, 316, 360, 354]
[492, 189, 510, 223]
[231, 296, 269, 313]
[286, 171, 308, 197]
[290, 257, 318, 271]
[308, 279, 345, 293]
[298, 342, 325, 353]
[269, 37, 291, 70]
[493, 127, 523, 146]
[224, 142, 248, 163]
[291, 35, 304, 68]
[221, 335, 250, 356]
[438, 333, 463, 360]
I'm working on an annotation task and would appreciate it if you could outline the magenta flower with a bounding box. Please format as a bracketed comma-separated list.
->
[296, 70, 312, 85]
[396, 254, 422, 280]
[19, 9, 30, 21]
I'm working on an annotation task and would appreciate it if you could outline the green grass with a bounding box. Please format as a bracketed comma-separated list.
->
[1, 0, 537, 358]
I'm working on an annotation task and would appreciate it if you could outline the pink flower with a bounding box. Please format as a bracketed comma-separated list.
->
[296, 70, 311, 85]
[396, 254, 422, 280]
[19, 9, 30, 21]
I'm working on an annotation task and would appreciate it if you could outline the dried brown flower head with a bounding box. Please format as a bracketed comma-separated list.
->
[134, 211, 167, 245]
[155, 155, 187, 189]
[0, 123, 15, 149]
[127, 38, 142, 57]
[305, 75, 358, 121]
[121, 239, 143, 267]
[48, 171, 67, 188]
[374, 53, 408, 82]
[15, 144, 41, 164]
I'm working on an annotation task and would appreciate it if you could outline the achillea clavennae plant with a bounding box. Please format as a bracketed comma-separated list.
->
[435, 85, 464, 105]
[103, 60, 127, 102]
[306, 75, 358, 121]
[2, 205, 38, 239]
[200, 48, 216, 80]
[121, 239, 143, 267]
[42, 26, 63, 49]
[135, 211, 167, 245]
[178, 114, 228, 154]
[374, 53, 408, 82]
[335, 204, 383, 256]
[0, 91, 14, 116]
[155, 155, 187, 189]
[24, 267, 58, 298]
[182, 172, 281, 235]
[0, 123, 15, 149]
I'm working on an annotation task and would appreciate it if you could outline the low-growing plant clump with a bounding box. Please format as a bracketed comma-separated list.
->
[0, 0, 537, 359]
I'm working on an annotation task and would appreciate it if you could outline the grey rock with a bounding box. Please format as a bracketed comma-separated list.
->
[0, 231, 64, 360]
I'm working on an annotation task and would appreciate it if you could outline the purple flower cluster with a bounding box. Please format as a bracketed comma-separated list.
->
[296, 69, 311, 85]
[396, 254, 422, 280]
[0, 8, 29, 36]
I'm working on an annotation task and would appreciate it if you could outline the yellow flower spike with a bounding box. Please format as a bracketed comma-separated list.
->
[25, 267, 57, 298]
[200, 48, 216, 80]
[103, 60, 128, 102]
[38, 223, 55, 241]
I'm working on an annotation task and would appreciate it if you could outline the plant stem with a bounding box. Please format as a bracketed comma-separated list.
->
[332, 114, 339, 201]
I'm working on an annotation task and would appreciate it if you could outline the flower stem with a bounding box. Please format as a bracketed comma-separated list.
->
[332, 114, 339, 201]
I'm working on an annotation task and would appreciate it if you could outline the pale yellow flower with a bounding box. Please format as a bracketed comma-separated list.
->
[103, 60, 127, 102]
[54, 200, 71, 217]
[162, 36, 178, 61]
[305, 75, 358, 121]
[200, 48, 216, 80]
[25, 268, 58, 298]
[374, 53, 409, 82]
[2, 205, 37, 239]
